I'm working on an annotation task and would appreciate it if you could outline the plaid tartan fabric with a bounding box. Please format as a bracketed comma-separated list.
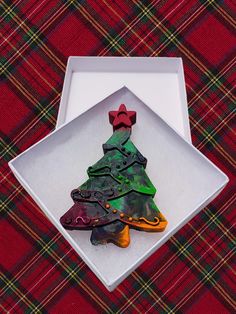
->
[0, 0, 235, 312]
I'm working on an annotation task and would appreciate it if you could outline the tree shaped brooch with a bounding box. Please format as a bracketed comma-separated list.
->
[60, 104, 167, 248]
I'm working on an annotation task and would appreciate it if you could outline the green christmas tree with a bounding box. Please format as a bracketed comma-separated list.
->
[60, 104, 167, 248]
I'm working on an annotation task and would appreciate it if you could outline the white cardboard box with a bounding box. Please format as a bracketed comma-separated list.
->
[57, 56, 192, 143]
[9, 87, 228, 291]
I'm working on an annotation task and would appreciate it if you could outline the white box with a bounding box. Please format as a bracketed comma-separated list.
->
[57, 56, 192, 143]
[9, 87, 228, 291]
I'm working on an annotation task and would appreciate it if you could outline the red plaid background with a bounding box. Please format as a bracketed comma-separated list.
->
[0, 1, 235, 313]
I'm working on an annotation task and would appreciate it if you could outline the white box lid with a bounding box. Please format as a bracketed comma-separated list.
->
[9, 87, 228, 291]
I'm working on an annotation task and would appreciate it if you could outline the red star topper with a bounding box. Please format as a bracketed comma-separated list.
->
[109, 104, 136, 131]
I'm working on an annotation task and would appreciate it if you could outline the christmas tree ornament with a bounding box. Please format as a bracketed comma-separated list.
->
[60, 104, 167, 248]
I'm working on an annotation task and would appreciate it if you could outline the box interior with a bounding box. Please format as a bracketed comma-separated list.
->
[57, 57, 191, 143]
[10, 87, 227, 290]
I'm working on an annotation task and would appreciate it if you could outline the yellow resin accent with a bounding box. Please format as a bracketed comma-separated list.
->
[110, 225, 130, 248]
[120, 213, 167, 232]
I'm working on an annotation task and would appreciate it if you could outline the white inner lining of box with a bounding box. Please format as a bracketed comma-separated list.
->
[57, 57, 191, 143]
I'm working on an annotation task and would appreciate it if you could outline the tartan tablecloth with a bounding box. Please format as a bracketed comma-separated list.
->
[0, 1, 235, 313]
